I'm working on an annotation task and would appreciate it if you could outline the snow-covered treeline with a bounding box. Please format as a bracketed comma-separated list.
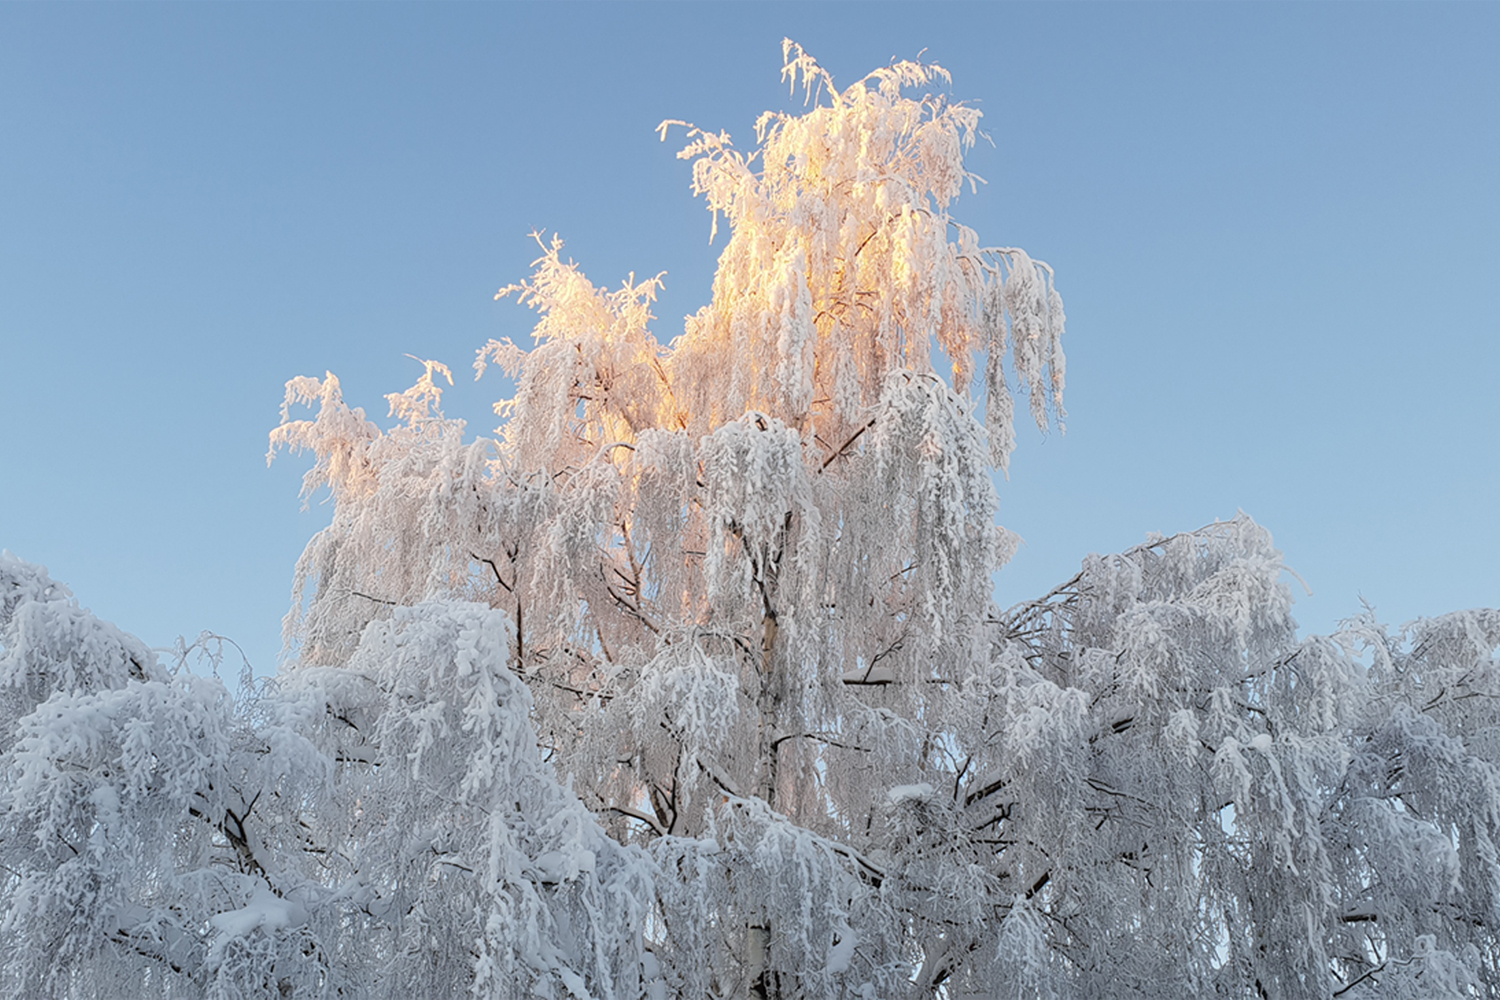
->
[6, 529, 1497, 997]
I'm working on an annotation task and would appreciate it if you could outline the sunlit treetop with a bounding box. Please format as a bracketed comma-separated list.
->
[479, 40, 1065, 476]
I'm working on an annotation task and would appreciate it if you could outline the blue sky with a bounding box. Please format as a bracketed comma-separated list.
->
[2, 3, 1496, 674]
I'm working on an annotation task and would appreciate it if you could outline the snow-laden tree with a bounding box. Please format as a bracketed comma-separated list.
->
[4, 43, 1498, 999]
[0, 555, 651, 999]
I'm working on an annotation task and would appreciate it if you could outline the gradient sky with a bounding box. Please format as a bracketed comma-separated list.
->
[2, 3, 1496, 675]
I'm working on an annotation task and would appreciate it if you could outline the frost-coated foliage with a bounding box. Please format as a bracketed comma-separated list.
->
[1, 560, 651, 999]
[5, 44, 1498, 999]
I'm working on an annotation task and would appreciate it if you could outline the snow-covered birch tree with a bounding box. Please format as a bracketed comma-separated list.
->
[3, 42, 1498, 1000]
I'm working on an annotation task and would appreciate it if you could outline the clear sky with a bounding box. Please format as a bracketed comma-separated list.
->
[2, 3, 1496, 675]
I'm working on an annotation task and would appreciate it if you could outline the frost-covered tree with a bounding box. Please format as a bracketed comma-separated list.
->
[4, 43, 1498, 999]
[0, 557, 650, 999]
